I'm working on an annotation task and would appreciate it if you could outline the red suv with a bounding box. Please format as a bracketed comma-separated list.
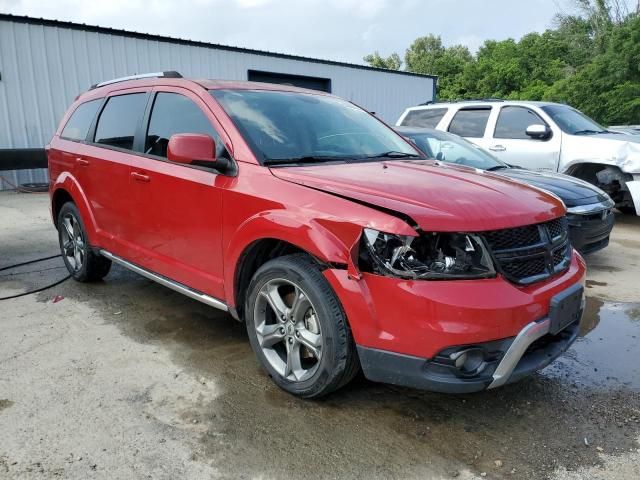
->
[48, 72, 586, 398]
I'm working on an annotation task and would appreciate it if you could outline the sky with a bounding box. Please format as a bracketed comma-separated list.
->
[0, 0, 587, 65]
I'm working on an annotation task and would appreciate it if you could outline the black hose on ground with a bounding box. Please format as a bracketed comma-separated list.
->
[0, 254, 62, 272]
[0, 254, 70, 301]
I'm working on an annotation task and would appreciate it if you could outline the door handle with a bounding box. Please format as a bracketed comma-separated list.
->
[131, 172, 150, 183]
[76, 157, 90, 166]
[489, 145, 506, 152]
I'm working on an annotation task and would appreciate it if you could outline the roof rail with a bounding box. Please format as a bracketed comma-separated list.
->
[465, 98, 504, 102]
[90, 71, 182, 89]
[418, 97, 505, 106]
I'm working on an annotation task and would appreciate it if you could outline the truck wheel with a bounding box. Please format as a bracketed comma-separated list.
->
[618, 206, 637, 215]
[57, 202, 111, 282]
[245, 254, 359, 398]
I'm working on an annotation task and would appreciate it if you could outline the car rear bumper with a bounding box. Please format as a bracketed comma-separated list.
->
[357, 282, 584, 393]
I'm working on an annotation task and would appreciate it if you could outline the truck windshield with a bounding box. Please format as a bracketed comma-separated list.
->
[541, 105, 607, 135]
[211, 89, 422, 165]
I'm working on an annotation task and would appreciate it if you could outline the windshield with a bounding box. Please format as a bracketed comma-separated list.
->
[211, 89, 421, 164]
[403, 130, 506, 170]
[541, 105, 606, 135]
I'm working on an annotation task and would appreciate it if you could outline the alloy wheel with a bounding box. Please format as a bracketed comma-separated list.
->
[60, 212, 86, 272]
[254, 278, 323, 382]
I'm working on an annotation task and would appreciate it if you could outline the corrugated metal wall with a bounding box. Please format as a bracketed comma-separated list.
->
[0, 17, 435, 190]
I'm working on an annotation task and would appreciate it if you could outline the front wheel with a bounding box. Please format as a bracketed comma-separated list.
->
[245, 254, 359, 398]
[617, 205, 638, 215]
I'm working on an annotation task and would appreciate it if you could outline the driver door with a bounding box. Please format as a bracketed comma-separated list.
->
[485, 105, 561, 171]
[127, 87, 231, 299]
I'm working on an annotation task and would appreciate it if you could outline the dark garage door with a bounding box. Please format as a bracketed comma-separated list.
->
[247, 70, 331, 93]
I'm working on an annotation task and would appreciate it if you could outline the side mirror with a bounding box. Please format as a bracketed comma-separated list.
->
[525, 124, 551, 140]
[167, 133, 229, 171]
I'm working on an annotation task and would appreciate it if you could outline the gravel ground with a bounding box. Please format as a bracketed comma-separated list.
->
[1, 191, 639, 480]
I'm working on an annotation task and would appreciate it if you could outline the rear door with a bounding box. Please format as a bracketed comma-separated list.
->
[486, 105, 561, 171]
[52, 97, 103, 208]
[79, 89, 150, 255]
[126, 87, 231, 299]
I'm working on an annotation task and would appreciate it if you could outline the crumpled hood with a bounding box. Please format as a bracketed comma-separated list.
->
[562, 133, 640, 174]
[271, 160, 565, 232]
[497, 168, 611, 208]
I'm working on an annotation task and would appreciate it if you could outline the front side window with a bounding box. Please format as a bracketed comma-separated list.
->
[494, 106, 547, 139]
[541, 104, 607, 135]
[145, 93, 223, 158]
[401, 108, 448, 128]
[61, 99, 101, 141]
[94, 93, 147, 151]
[448, 108, 491, 138]
[211, 89, 420, 164]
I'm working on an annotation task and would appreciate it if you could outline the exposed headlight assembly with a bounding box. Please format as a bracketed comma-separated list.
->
[360, 228, 495, 280]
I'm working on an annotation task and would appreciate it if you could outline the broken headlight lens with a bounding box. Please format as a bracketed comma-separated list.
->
[360, 228, 495, 280]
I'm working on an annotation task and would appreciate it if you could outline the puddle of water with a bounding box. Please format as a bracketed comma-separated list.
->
[0, 399, 14, 412]
[543, 297, 640, 390]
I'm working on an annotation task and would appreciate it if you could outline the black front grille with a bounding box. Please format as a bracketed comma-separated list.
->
[501, 256, 547, 279]
[547, 217, 567, 240]
[484, 224, 540, 250]
[552, 243, 569, 267]
[483, 217, 571, 285]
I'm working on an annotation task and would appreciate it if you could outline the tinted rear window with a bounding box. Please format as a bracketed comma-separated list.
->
[401, 108, 447, 128]
[448, 108, 491, 137]
[94, 93, 147, 151]
[60, 99, 101, 141]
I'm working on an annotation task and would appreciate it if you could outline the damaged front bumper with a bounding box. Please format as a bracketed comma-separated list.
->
[357, 283, 585, 394]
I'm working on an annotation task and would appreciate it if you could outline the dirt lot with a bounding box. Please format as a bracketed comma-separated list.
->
[1, 190, 639, 480]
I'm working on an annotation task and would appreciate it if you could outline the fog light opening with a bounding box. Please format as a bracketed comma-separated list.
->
[450, 348, 485, 374]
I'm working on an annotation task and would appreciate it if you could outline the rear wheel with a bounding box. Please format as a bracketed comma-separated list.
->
[245, 254, 359, 398]
[57, 202, 111, 282]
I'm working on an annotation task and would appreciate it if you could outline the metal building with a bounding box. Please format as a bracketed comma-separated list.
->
[0, 14, 436, 190]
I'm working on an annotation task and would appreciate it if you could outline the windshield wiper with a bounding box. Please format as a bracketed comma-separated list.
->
[573, 129, 606, 135]
[366, 151, 423, 159]
[486, 165, 511, 171]
[263, 156, 348, 166]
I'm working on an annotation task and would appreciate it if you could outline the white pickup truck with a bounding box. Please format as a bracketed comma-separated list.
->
[397, 100, 640, 215]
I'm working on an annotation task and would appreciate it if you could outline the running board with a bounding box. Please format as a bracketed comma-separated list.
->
[100, 250, 228, 312]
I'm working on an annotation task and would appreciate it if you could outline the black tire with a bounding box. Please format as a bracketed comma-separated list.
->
[57, 202, 111, 282]
[617, 205, 637, 215]
[245, 253, 359, 398]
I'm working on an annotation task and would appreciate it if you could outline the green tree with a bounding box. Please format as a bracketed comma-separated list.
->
[545, 13, 640, 124]
[403, 35, 472, 98]
[363, 1, 640, 124]
[362, 51, 402, 70]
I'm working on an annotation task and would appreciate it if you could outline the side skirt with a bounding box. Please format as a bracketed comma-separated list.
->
[100, 249, 228, 312]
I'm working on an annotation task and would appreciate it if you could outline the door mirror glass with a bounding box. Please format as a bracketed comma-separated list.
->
[167, 133, 218, 166]
[525, 124, 551, 140]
